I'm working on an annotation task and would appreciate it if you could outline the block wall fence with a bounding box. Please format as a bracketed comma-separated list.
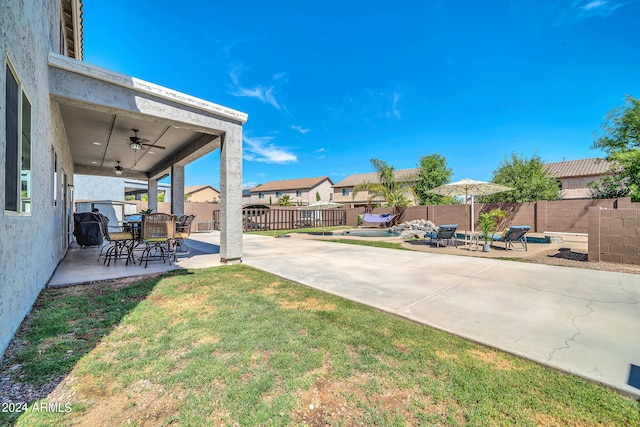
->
[132, 198, 640, 264]
[588, 208, 640, 265]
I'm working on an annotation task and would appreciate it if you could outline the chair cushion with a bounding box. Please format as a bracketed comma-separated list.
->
[145, 238, 169, 243]
[175, 232, 189, 239]
[109, 232, 133, 240]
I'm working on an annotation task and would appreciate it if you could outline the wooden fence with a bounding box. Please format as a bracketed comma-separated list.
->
[211, 207, 347, 231]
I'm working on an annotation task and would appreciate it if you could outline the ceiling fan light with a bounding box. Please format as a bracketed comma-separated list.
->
[129, 141, 142, 152]
[114, 161, 124, 176]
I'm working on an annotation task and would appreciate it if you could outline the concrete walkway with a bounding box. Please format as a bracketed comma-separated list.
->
[49, 232, 640, 397]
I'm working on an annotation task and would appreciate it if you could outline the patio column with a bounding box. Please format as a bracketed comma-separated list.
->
[171, 164, 185, 217]
[148, 179, 158, 213]
[219, 129, 243, 264]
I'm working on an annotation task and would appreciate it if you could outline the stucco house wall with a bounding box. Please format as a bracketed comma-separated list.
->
[74, 174, 125, 201]
[249, 178, 333, 205]
[1, 0, 75, 355]
[187, 187, 220, 203]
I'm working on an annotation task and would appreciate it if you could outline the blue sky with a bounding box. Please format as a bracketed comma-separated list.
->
[82, 0, 640, 188]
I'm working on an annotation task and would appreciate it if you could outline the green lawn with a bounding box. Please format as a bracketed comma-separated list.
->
[245, 226, 351, 238]
[2, 266, 638, 426]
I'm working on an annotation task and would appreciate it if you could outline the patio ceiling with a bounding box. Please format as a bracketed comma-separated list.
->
[59, 104, 217, 180]
[49, 53, 247, 181]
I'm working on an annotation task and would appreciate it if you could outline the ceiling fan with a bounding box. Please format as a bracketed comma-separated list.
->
[121, 129, 166, 152]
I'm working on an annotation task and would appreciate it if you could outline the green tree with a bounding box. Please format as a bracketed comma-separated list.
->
[480, 153, 561, 203]
[276, 194, 292, 206]
[353, 159, 413, 215]
[316, 191, 321, 202]
[158, 193, 165, 202]
[413, 154, 455, 205]
[592, 94, 640, 201]
[588, 175, 630, 199]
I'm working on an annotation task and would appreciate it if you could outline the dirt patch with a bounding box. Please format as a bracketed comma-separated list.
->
[525, 249, 640, 274]
[52, 376, 183, 427]
[293, 368, 461, 426]
[468, 348, 518, 371]
[435, 350, 459, 361]
[280, 298, 336, 311]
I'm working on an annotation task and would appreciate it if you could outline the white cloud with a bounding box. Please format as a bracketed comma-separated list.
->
[387, 91, 401, 119]
[291, 125, 310, 134]
[318, 155, 326, 159]
[228, 69, 283, 110]
[581, 0, 608, 10]
[315, 148, 326, 153]
[567, 0, 629, 20]
[243, 135, 297, 164]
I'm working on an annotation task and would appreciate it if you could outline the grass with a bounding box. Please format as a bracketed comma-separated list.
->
[245, 226, 351, 238]
[1, 265, 638, 426]
[324, 239, 411, 250]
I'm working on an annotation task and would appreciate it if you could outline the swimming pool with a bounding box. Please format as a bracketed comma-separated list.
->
[340, 230, 401, 238]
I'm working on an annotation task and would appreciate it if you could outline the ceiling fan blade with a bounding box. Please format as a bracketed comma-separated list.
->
[141, 143, 166, 150]
[130, 136, 151, 143]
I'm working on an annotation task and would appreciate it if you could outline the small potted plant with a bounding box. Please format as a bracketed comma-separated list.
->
[478, 212, 496, 252]
[140, 208, 153, 215]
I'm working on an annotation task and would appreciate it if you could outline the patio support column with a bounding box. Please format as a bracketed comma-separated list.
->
[148, 179, 159, 213]
[171, 164, 185, 217]
[219, 129, 243, 264]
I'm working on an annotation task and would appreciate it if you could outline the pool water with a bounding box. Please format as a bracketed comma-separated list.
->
[340, 230, 401, 238]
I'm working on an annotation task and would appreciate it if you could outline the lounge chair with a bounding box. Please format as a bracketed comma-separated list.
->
[491, 226, 530, 251]
[362, 213, 397, 227]
[424, 224, 458, 247]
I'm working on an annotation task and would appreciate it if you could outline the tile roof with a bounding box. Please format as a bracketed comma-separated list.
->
[250, 176, 333, 193]
[333, 168, 419, 187]
[544, 158, 614, 178]
[185, 185, 218, 194]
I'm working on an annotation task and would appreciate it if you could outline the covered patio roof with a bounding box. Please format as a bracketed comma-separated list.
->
[49, 52, 247, 263]
[49, 52, 247, 181]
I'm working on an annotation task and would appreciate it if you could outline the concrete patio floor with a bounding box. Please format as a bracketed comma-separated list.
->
[48, 231, 640, 398]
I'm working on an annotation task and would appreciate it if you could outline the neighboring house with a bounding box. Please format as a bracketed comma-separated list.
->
[1, 0, 246, 357]
[248, 177, 334, 205]
[73, 175, 172, 202]
[185, 185, 220, 203]
[242, 189, 252, 205]
[332, 168, 419, 208]
[544, 158, 614, 199]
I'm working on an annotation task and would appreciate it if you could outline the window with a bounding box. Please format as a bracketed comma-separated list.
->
[4, 63, 31, 214]
[276, 191, 282, 198]
[342, 188, 350, 196]
[296, 190, 302, 197]
[329, 193, 333, 201]
[258, 192, 264, 199]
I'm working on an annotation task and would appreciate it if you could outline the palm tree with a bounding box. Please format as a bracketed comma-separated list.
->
[352, 159, 413, 219]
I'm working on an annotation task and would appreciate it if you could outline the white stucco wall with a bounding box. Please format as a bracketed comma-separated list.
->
[0, 0, 73, 356]
[74, 174, 125, 201]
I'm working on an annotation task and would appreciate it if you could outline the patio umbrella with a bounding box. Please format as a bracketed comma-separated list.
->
[428, 178, 513, 246]
[300, 201, 342, 235]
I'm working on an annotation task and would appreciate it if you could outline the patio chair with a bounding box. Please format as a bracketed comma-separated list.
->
[96, 214, 135, 266]
[139, 213, 176, 268]
[174, 214, 195, 259]
[424, 224, 458, 247]
[491, 226, 530, 251]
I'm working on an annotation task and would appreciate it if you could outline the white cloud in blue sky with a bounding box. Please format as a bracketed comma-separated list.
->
[228, 68, 283, 110]
[572, 0, 629, 17]
[291, 125, 310, 134]
[243, 135, 297, 164]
